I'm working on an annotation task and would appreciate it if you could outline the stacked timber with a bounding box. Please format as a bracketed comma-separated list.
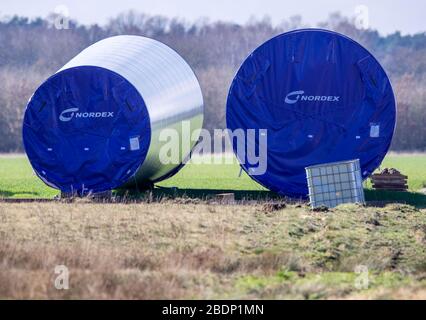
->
[371, 168, 408, 191]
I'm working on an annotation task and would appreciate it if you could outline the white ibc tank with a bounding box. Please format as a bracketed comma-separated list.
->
[306, 159, 365, 208]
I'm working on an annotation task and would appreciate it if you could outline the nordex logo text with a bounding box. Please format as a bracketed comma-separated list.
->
[59, 108, 114, 122]
[285, 90, 340, 104]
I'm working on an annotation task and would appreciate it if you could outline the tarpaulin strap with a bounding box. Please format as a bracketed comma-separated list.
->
[286, 37, 303, 62]
[357, 55, 387, 105]
[236, 56, 270, 98]
[326, 37, 337, 63]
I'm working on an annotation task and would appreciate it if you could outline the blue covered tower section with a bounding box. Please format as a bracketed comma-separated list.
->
[226, 29, 396, 198]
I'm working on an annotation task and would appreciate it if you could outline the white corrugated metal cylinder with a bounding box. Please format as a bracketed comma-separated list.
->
[23, 35, 204, 194]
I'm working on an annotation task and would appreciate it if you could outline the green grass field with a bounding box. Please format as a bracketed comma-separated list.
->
[0, 154, 426, 299]
[1, 153, 425, 204]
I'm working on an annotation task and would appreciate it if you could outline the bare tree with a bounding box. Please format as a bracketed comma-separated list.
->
[0, 12, 424, 152]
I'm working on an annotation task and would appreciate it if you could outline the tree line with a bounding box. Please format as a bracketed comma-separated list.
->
[0, 11, 425, 151]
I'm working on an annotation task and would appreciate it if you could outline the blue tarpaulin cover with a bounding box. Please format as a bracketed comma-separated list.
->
[23, 66, 151, 194]
[226, 29, 396, 198]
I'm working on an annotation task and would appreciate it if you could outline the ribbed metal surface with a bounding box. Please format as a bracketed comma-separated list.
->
[60, 35, 203, 183]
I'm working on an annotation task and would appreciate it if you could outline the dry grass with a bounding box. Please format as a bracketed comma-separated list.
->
[0, 201, 425, 299]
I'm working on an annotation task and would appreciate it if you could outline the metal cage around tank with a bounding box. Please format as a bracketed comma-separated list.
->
[306, 159, 365, 208]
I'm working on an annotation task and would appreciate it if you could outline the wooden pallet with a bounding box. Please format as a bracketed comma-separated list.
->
[371, 172, 408, 192]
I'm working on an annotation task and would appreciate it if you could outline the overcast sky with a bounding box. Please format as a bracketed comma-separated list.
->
[0, 0, 425, 35]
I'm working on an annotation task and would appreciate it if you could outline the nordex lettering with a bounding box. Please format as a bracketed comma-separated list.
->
[285, 90, 340, 104]
[59, 108, 114, 122]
